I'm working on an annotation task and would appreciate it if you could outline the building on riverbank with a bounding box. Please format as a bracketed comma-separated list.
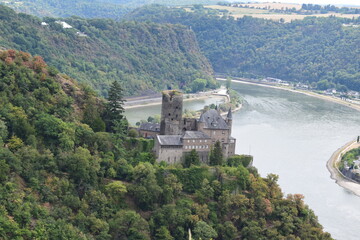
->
[153, 90, 236, 164]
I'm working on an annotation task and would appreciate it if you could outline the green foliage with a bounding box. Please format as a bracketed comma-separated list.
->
[170, 166, 211, 193]
[1, 0, 220, 20]
[104, 81, 125, 132]
[109, 210, 150, 240]
[129, 5, 360, 92]
[209, 141, 223, 166]
[0, 5, 213, 96]
[183, 149, 200, 168]
[227, 154, 253, 167]
[193, 221, 218, 240]
[0, 49, 333, 240]
[340, 147, 360, 170]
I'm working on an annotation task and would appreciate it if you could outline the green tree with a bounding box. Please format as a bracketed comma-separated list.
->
[193, 221, 217, 240]
[226, 77, 231, 92]
[105, 181, 127, 206]
[0, 119, 8, 143]
[209, 141, 223, 166]
[191, 78, 207, 93]
[109, 210, 150, 240]
[155, 226, 174, 240]
[104, 81, 126, 132]
[183, 149, 200, 168]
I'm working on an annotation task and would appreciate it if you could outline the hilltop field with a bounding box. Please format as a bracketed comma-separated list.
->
[202, 3, 360, 22]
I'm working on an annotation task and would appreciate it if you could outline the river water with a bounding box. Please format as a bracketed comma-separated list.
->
[231, 82, 360, 240]
[125, 96, 225, 125]
[125, 82, 360, 239]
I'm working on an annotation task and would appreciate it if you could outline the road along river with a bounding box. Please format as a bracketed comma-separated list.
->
[231, 82, 360, 240]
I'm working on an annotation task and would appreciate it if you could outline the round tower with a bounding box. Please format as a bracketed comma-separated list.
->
[160, 90, 183, 135]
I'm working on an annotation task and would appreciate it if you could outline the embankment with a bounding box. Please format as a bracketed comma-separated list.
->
[327, 140, 360, 196]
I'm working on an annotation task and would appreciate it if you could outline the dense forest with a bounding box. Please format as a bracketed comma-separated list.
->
[0, 49, 333, 239]
[127, 5, 360, 91]
[0, 0, 219, 19]
[0, 5, 214, 96]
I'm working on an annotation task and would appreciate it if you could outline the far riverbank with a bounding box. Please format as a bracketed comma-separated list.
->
[124, 87, 229, 110]
[218, 78, 360, 112]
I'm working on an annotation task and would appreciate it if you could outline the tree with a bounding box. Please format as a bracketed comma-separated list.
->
[190, 78, 207, 93]
[109, 210, 150, 240]
[104, 81, 126, 132]
[226, 77, 231, 92]
[0, 119, 8, 143]
[105, 181, 127, 205]
[209, 141, 223, 166]
[155, 226, 174, 240]
[183, 149, 200, 168]
[193, 221, 217, 240]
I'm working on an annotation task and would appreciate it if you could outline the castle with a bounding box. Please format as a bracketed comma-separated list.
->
[145, 90, 236, 164]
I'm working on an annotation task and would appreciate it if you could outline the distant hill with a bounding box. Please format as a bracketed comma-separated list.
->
[127, 5, 360, 91]
[0, 5, 214, 96]
[0, 0, 220, 19]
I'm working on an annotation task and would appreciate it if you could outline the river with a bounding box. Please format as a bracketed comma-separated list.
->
[125, 96, 225, 125]
[231, 82, 360, 240]
[124, 82, 360, 239]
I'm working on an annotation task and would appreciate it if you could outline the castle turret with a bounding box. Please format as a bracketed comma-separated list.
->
[160, 90, 183, 135]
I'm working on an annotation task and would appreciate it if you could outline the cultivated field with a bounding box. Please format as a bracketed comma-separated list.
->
[205, 4, 360, 22]
[234, 2, 301, 10]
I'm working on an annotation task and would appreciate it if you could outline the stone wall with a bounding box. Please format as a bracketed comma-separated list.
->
[160, 90, 183, 135]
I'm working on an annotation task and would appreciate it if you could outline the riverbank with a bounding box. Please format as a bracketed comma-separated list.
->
[124, 87, 229, 110]
[218, 78, 360, 112]
[327, 140, 360, 197]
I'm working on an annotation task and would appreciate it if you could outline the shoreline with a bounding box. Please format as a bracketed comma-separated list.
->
[327, 140, 360, 197]
[220, 78, 360, 112]
[226, 78, 360, 195]
[124, 88, 229, 110]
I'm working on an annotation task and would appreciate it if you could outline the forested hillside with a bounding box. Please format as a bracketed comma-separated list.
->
[0, 0, 219, 19]
[0, 49, 333, 239]
[0, 5, 214, 96]
[128, 5, 360, 91]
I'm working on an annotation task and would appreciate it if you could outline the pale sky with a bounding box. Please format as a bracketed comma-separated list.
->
[247, 0, 360, 6]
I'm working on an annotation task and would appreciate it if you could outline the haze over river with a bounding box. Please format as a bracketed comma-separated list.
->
[125, 82, 360, 239]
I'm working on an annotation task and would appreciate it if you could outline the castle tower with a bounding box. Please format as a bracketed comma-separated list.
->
[160, 90, 183, 135]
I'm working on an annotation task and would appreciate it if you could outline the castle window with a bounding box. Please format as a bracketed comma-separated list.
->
[205, 140, 207, 143]
[213, 131, 216, 135]
[193, 140, 195, 143]
[168, 157, 170, 162]
[188, 140, 190, 143]
[222, 131, 225, 134]
[200, 140, 202, 143]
